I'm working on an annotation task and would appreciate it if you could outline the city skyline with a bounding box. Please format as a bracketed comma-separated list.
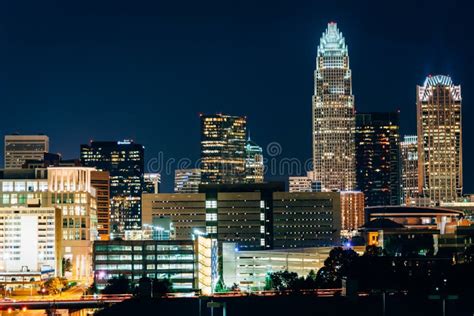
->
[1, 0, 473, 193]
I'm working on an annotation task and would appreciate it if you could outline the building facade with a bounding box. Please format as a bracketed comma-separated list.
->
[144, 173, 161, 194]
[4, 135, 49, 169]
[244, 137, 264, 183]
[200, 114, 246, 184]
[93, 237, 218, 294]
[142, 193, 206, 240]
[312, 22, 356, 192]
[143, 184, 342, 250]
[81, 140, 145, 234]
[0, 206, 62, 279]
[48, 167, 98, 281]
[91, 170, 111, 240]
[273, 192, 341, 248]
[355, 112, 401, 206]
[174, 169, 201, 194]
[223, 243, 363, 291]
[400, 135, 419, 205]
[340, 191, 365, 235]
[289, 172, 321, 193]
[417, 75, 463, 204]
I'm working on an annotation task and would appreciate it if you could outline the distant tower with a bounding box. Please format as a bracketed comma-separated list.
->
[144, 173, 161, 194]
[417, 75, 462, 204]
[355, 112, 401, 206]
[4, 134, 49, 169]
[174, 169, 201, 193]
[80, 140, 145, 235]
[244, 136, 264, 183]
[312, 22, 356, 191]
[200, 114, 246, 184]
[400, 135, 418, 205]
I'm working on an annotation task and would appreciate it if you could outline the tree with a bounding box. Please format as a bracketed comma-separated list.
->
[62, 258, 72, 276]
[86, 282, 98, 295]
[43, 277, 64, 295]
[152, 278, 173, 297]
[268, 270, 299, 292]
[230, 283, 240, 292]
[214, 277, 227, 293]
[136, 276, 152, 297]
[102, 275, 131, 294]
[315, 247, 359, 288]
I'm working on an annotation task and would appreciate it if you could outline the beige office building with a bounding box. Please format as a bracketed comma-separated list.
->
[48, 167, 98, 282]
[4, 135, 49, 169]
[142, 193, 206, 240]
[417, 75, 462, 204]
[143, 187, 342, 249]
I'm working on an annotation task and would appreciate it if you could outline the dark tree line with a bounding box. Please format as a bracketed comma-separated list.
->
[265, 245, 474, 298]
[101, 275, 173, 297]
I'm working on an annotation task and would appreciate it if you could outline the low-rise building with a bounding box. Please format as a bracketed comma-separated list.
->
[93, 236, 218, 294]
[222, 243, 364, 291]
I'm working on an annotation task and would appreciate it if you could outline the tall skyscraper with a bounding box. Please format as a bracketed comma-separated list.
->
[80, 140, 145, 235]
[355, 112, 401, 206]
[312, 22, 355, 191]
[174, 169, 201, 193]
[244, 136, 264, 183]
[200, 114, 246, 184]
[4, 134, 49, 169]
[417, 75, 463, 204]
[400, 135, 418, 205]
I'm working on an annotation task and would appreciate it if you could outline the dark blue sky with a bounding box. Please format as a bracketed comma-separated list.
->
[1, 0, 472, 193]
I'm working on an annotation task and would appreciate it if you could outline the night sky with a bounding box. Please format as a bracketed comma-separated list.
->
[1, 0, 473, 193]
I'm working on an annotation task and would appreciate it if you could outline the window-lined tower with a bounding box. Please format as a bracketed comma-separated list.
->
[312, 22, 355, 191]
[400, 135, 418, 205]
[417, 75, 463, 204]
[200, 114, 246, 184]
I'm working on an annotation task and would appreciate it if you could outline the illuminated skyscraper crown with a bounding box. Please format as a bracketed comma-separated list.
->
[419, 75, 461, 102]
[317, 22, 348, 57]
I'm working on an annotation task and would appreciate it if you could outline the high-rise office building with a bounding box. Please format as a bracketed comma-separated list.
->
[144, 173, 161, 194]
[91, 170, 111, 240]
[355, 112, 401, 206]
[417, 75, 463, 204]
[4, 134, 49, 169]
[81, 140, 145, 234]
[400, 135, 419, 205]
[200, 114, 246, 184]
[312, 22, 356, 192]
[174, 169, 201, 193]
[244, 137, 264, 183]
